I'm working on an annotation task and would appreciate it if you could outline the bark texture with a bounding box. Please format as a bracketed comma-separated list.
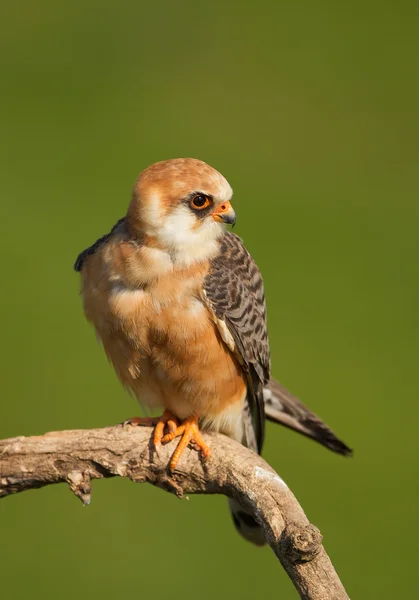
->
[0, 425, 349, 600]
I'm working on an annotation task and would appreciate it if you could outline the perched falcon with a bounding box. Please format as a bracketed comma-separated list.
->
[75, 158, 351, 545]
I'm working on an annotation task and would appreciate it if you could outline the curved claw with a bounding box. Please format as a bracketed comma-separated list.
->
[124, 411, 178, 450]
[161, 415, 211, 471]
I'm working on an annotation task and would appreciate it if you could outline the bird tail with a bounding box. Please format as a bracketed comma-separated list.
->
[263, 378, 352, 456]
[228, 499, 266, 546]
[228, 379, 352, 546]
[227, 394, 268, 546]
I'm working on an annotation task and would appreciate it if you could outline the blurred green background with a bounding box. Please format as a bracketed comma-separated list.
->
[1, 1, 418, 598]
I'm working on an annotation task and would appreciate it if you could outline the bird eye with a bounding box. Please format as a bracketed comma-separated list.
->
[190, 195, 211, 210]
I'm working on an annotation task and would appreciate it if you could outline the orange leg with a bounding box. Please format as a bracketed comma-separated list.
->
[124, 411, 178, 449]
[161, 414, 211, 471]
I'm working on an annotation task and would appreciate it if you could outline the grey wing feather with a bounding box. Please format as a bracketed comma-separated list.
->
[204, 232, 270, 452]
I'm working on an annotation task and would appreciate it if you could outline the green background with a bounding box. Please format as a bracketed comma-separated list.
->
[1, 1, 418, 598]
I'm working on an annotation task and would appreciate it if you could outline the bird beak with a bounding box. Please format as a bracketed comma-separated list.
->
[212, 201, 236, 227]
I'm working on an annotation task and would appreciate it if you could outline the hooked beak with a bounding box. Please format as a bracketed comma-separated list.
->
[212, 201, 236, 227]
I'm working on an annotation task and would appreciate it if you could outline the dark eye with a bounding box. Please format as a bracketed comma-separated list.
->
[190, 195, 211, 210]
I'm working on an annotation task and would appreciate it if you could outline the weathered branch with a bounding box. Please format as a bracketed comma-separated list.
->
[0, 425, 349, 600]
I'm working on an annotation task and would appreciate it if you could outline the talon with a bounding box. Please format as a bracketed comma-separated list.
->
[123, 416, 159, 427]
[124, 411, 178, 453]
[153, 412, 176, 448]
[161, 415, 211, 471]
[161, 424, 186, 444]
[166, 419, 178, 435]
[124, 412, 209, 470]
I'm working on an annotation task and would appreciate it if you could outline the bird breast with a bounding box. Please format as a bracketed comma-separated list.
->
[80, 238, 247, 422]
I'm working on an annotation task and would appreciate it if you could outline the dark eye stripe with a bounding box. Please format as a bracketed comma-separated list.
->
[185, 191, 214, 219]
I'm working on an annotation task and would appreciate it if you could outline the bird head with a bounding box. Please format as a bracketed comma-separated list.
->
[127, 158, 235, 264]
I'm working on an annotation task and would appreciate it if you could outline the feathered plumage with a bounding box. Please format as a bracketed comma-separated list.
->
[75, 158, 351, 546]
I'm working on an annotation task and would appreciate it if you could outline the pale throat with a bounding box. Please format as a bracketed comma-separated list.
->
[136, 199, 225, 268]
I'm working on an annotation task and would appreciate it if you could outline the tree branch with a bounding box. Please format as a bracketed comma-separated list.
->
[0, 425, 349, 600]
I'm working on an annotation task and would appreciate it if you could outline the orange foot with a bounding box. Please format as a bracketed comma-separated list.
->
[161, 414, 211, 471]
[124, 411, 178, 450]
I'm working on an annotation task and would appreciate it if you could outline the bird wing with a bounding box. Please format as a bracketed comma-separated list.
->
[202, 232, 270, 452]
[74, 218, 126, 272]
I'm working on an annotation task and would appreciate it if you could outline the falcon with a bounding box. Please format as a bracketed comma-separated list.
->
[75, 158, 351, 545]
